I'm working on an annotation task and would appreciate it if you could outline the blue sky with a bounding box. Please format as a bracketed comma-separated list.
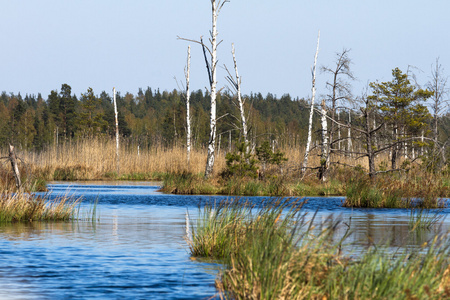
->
[1, 1, 448, 100]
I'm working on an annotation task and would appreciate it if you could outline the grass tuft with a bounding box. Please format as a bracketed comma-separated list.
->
[188, 200, 450, 299]
[0, 192, 81, 223]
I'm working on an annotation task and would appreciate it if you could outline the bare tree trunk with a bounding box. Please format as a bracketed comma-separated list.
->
[347, 110, 352, 156]
[320, 99, 328, 181]
[231, 44, 249, 151]
[204, 0, 226, 178]
[185, 46, 192, 166]
[302, 30, 320, 173]
[337, 111, 341, 151]
[9, 144, 21, 190]
[113, 87, 120, 174]
[392, 127, 398, 169]
[364, 110, 376, 178]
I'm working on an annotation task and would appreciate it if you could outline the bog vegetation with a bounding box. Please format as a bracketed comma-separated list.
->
[186, 199, 450, 299]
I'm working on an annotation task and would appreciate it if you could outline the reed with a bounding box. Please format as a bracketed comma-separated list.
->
[7, 138, 371, 182]
[344, 172, 448, 208]
[188, 200, 450, 299]
[0, 192, 81, 223]
[14, 138, 226, 181]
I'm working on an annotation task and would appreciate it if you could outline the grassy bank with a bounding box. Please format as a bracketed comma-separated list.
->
[162, 167, 449, 208]
[187, 200, 450, 299]
[1, 139, 447, 209]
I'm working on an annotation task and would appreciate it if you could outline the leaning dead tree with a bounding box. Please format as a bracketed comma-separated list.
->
[0, 145, 24, 190]
[178, 0, 229, 178]
[9, 145, 21, 189]
[225, 43, 249, 152]
[302, 30, 320, 174]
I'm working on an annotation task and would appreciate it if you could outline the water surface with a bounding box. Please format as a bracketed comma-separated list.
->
[0, 182, 448, 299]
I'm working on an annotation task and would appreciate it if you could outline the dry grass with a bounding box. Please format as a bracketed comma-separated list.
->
[7, 137, 375, 182]
[6, 138, 226, 181]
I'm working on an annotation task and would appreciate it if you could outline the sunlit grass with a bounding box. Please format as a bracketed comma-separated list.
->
[0, 192, 81, 223]
[187, 200, 450, 299]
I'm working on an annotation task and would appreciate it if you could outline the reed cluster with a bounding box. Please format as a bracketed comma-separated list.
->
[13, 138, 225, 181]
[344, 171, 449, 208]
[0, 192, 80, 223]
[187, 200, 450, 299]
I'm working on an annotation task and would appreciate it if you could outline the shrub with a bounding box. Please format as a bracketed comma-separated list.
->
[220, 142, 258, 179]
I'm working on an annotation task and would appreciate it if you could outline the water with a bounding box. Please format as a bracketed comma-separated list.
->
[0, 182, 448, 299]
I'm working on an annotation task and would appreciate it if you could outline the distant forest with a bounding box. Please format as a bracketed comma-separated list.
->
[0, 83, 449, 152]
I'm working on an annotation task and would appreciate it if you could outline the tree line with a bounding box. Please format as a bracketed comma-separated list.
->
[0, 85, 318, 151]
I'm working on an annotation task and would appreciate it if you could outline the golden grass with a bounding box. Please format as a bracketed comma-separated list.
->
[0, 192, 80, 222]
[9, 138, 226, 181]
[0, 137, 407, 183]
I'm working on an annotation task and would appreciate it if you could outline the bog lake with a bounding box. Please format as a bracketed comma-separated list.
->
[0, 182, 449, 299]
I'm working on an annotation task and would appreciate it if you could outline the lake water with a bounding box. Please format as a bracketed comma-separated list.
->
[0, 182, 448, 299]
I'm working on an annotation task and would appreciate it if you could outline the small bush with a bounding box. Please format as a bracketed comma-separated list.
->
[220, 142, 258, 179]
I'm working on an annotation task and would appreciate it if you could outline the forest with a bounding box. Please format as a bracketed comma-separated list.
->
[0, 85, 319, 152]
[1, 81, 448, 159]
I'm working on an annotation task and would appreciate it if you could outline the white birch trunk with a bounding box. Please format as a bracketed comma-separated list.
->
[185, 46, 192, 166]
[347, 110, 352, 156]
[113, 87, 120, 174]
[204, 0, 220, 178]
[320, 99, 328, 181]
[302, 30, 320, 173]
[421, 130, 424, 155]
[373, 118, 377, 150]
[337, 111, 341, 151]
[231, 43, 249, 152]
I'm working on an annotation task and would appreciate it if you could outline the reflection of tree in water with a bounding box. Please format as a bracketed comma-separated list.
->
[308, 212, 444, 255]
[344, 213, 441, 249]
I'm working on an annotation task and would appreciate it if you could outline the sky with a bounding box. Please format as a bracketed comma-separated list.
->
[1, 1, 449, 101]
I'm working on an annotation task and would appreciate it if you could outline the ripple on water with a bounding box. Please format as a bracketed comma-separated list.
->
[0, 183, 447, 299]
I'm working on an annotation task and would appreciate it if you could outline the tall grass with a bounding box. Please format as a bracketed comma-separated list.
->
[188, 200, 450, 299]
[344, 173, 448, 208]
[9, 138, 371, 182]
[14, 138, 226, 181]
[0, 192, 81, 222]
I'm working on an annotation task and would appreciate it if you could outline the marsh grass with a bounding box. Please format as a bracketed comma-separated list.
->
[0, 192, 81, 223]
[344, 172, 448, 208]
[18, 138, 226, 181]
[161, 171, 219, 194]
[409, 208, 445, 231]
[188, 200, 450, 299]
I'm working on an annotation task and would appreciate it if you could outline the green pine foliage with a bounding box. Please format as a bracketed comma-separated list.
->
[0, 85, 315, 151]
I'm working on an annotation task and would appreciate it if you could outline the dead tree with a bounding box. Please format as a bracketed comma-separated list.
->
[428, 58, 449, 143]
[185, 46, 192, 166]
[178, 0, 229, 178]
[225, 43, 249, 153]
[319, 99, 328, 181]
[321, 48, 354, 166]
[9, 144, 21, 189]
[302, 30, 320, 174]
[113, 87, 120, 174]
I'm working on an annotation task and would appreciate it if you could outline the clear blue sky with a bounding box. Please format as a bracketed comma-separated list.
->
[1, 1, 448, 100]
